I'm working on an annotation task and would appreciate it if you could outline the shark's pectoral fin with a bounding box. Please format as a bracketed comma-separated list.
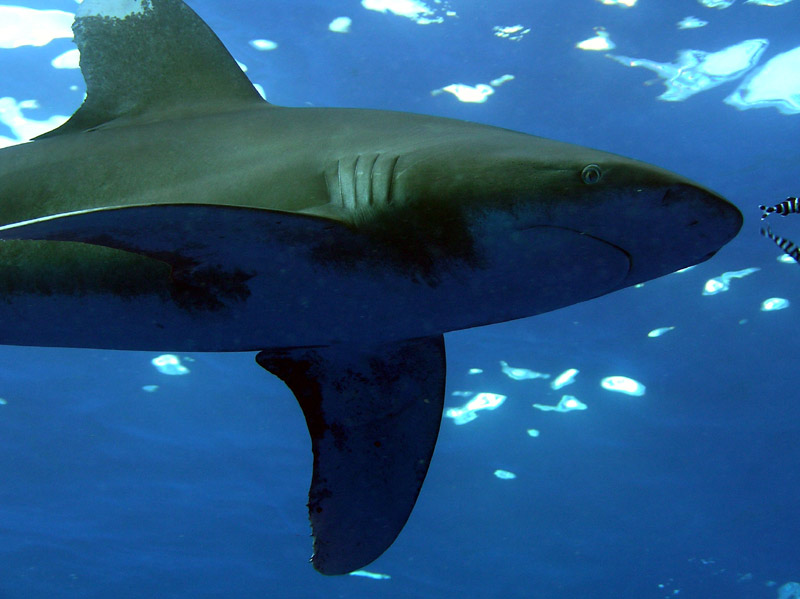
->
[0, 204, 344, 263]
[0, 203, 351, 311]
[256, 336, 446, 575]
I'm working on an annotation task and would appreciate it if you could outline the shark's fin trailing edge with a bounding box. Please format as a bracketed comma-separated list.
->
[256, 336, 446, 575]
[38, 0, 266, 139]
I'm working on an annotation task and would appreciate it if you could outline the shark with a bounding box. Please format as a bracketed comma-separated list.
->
[0, 0, 742, 576]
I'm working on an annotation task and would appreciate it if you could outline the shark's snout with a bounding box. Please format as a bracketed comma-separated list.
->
[585, 181, 743, 286]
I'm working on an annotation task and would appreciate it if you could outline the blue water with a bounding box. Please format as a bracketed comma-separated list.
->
[1, 1, 799, 597]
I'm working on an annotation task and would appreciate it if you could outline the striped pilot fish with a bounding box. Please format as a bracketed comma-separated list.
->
[760, 196, 800, 263]
[760, 197, 800, 219]
[761, 225, 800, 263]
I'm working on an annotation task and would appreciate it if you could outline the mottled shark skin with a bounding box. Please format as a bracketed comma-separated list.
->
[0, 0, 742, 576]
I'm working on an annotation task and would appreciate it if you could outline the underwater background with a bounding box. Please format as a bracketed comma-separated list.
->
[0, 0, 799, 597]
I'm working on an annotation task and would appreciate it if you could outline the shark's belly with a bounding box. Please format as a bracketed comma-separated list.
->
[0, 207, 630, 351]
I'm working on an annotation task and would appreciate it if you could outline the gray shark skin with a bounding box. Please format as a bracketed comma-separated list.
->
[0, 0, 742, 576]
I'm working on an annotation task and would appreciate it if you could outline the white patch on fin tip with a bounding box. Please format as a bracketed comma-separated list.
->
[77, 0, 148, 19]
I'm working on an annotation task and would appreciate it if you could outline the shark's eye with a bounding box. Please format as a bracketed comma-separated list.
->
[581, 164, 603, 185]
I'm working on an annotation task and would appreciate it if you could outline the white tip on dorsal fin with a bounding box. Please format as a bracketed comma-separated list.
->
[77, 0, 150, 19]
[39, 0, 267, 139]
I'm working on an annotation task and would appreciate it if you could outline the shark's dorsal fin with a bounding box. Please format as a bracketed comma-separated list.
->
[257, 337, 446, 575]
[39, 0, 266, 138]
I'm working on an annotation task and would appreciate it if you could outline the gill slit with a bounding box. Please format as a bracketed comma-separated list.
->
[386, 155, 399, 205]
[367, 154, 379, 206]
[335, 158, 345, 208]
[353, 154, 361, 208]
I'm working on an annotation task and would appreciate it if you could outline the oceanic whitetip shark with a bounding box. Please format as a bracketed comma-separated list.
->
[0, 0, 742, 575]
